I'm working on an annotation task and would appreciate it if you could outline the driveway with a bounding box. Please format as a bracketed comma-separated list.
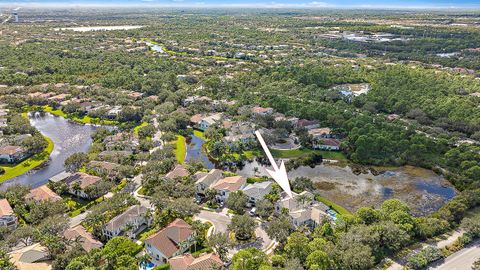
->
[194, 209, 276, 254]
[195, 209, 231, 234]
[429, 239, 480, 270]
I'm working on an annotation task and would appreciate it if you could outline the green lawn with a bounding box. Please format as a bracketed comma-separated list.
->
[175, 135, 187, 163]
[134, 122, 148, 134]
[271, 148, 347, 160]
[315, 195, 352, 216]
[193, 129, 207, 140]
[0, 136, 54, 182]
[43, 105, 117, 125]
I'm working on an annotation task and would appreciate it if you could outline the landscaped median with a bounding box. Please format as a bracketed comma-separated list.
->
[0, 136, 54, 182]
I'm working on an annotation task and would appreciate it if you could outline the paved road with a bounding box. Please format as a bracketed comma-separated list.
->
[195, 209, 231, 233]
[131, 174, 153, 209]
[430, 240, 480, 270]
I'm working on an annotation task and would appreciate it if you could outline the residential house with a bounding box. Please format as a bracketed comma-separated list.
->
[251, 106, 274, 116]
[145, 219, 195, 266]
[0, 145, 28, 164]
[308, 128, 333, 139]
[48, 93, 68, 102]
[242, 181, 273, 207]
[49, 171, 72, 183]
[86, 160, 121, 178]
[107, 106, 122, 119]
[102, 205, 151, 240]
[169, 253, 222, 270]
[211, 175, 247, 204]
[198, 113, 222, 131]
[386, 114, 401, 121]
[8, 243, 52, 270]
[190, 114, 204, 126]
[275, 191, 330, 228]
[25, 185, 62, 203]
[194, 169, 224, 200]
[64, 225, 103, 252]
[297, 119, 320, 130]
[0, 199, 17, 230]
[224, 122, 256, 147]
[312, 138, 341, 151]
[166, 164, 190, 179]
[64, 172, 102, 199]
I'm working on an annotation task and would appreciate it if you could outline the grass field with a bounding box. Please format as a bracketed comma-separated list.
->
[134, 122, 148, 134]
[175, 135, 187, 163]
[315, 195, 352, 216]
[43, 105, 117, 125]
[0, 136, 54, 182]
[271, 148, 347, 160]
[193, 129, 207, 140]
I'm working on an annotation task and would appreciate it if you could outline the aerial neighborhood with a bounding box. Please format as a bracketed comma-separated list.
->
[1, 6, 480, 270]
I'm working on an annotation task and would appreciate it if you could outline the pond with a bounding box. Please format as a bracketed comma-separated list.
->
[185, 135, 215, 169]
[146, 42, 165, 53]
[0, 113, 97, 190]
[234, 160, 456, 216]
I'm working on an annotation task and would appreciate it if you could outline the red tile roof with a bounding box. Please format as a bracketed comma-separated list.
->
[0, 199, 14, 216]
[145, 219, 193, 258]
[25, 185, 62, 203]
[211, 176, 246, 192]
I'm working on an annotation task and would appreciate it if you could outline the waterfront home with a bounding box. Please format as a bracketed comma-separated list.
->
[64, 172, 102, 199]
[242, 181, 273, 207]
[25, 185, 62, 203]
[64, 225, 103, 252]
[198, 113, 222, 131]
[49, 171, 72, 183]
[0, 199, 17, 230]
[169, 253, 222, 270]
[0, 145, 28, 164]
[144, 219, 195, 266]
[211, 175, 247, 204]
[312, 138, 341, 151]
[102, 205, 151, 240]
[194, 169, 224, 200]
[275, 191, 330, 228]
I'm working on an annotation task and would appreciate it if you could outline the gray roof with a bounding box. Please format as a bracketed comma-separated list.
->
[195, 169, 223, 187]
[49, 171, 72, 183]
[104, 205, 148, 231]
[242, 181, 273, 200]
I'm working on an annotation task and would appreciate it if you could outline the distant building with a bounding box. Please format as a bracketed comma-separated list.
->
[297, 119, 320, 130]
[198, 113, 222, 131]
[275, 191, 330, 228]
[12, 10, 18, 23]
[251, 106, 274, 116]
[64, 172, 102, 199]
[165, 164, 190, 180]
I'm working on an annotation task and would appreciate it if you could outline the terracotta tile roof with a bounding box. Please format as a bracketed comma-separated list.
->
[8, 243, 51, 270]
[190, 114, 204, 124]
[251, 106, 273, 114]
[65, 172, 101, 189]
[64, 225, 103, 252]
[0, 198, 14, 216]
[25, 186, 62, 203]
[0, 145, 24, 155]
[166, 164, 190, 179]
[170, 253, 222, 270]
[145, 219, 193, 258]
[211, 176, 246, 192]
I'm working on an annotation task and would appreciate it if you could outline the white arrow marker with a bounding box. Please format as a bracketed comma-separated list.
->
[255, 130, 293, 198]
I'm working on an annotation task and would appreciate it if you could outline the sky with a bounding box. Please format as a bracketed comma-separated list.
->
[1, 0, 479, 9]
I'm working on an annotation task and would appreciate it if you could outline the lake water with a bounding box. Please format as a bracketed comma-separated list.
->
[234, 160, 456, 215]
[0, 113, 97, 189]
[185, 135, 215, 169]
